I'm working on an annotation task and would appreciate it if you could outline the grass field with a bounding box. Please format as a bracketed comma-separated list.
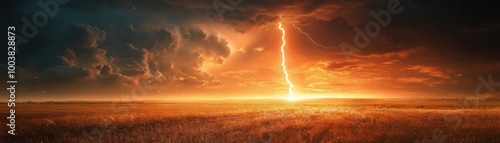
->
[1, 99, 499, 143]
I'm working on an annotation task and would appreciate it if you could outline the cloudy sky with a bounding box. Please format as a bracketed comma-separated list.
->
[3, 0, 500, 101]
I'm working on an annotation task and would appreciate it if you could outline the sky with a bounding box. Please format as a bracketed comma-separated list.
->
[3, 0, 500, 101]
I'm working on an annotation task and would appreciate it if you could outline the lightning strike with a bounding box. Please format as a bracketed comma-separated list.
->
[280, 16, 340, 49]
[278, 16, 337, 101]
[278, 22, 297, 101]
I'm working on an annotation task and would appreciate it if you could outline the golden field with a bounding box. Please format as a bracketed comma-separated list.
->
[1, 99, 499, 143]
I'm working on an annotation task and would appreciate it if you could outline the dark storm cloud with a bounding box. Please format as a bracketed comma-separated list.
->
[4, 0, 234, 97]
[179, 28, 231, 64]
[208, 0, 368, 32]
[99, 65, 113, 76]
[352, 0, 500, 63]
[62, 24, 108, 68]
[40, 66, 92, 82]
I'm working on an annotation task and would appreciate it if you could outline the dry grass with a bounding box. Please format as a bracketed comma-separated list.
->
[1, 99, 499, 143]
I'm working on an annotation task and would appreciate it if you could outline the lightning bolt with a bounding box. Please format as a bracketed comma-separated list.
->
[278, 22, 296, 100]
[277, 16, 339, 101]
[280, 16, 340, 49]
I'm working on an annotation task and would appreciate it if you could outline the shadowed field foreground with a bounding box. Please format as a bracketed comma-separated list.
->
[1, 99, 499, 142]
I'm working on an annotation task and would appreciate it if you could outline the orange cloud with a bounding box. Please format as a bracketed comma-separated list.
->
[403, 65, 451, 79]
[397, 77, 429, 83]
